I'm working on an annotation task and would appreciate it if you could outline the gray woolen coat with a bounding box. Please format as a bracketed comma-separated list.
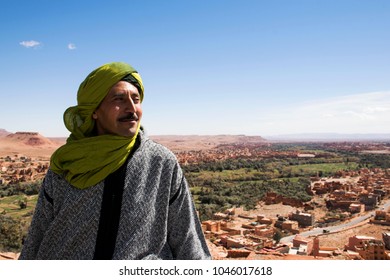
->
[19, 131, 211, 260]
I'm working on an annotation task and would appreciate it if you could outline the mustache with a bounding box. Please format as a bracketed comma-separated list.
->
[118, 113, 139, 122]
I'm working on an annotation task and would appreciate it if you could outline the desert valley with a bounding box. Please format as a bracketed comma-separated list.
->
[1, 129, 390, 260]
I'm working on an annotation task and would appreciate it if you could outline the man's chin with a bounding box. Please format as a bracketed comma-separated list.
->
[120, 128, 139, 138]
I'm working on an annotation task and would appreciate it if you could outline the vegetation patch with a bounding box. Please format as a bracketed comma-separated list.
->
[0, 195, 36, 251]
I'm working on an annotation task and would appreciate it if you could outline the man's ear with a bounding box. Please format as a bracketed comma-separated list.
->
[92, 111, 98, 120]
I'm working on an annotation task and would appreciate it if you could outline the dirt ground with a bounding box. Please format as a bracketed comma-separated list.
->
[317, 222, 390, 248]
[0, 135, 63, 158]
[0, 134, 264, 157]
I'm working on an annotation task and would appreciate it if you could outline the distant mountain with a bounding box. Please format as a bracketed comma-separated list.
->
[0, 128, 11, 137]
[5, 131, 54, 146]
[0, 131, 61, 157]
[150, 134, 267, 152]
[266, 133, 390, 142]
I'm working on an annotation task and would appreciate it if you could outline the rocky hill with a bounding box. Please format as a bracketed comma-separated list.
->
[0, 129, 11, 137]
[6, 132, 54, 146]
[0, 131, 61, 157]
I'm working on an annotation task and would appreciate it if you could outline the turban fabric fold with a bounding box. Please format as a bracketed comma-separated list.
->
[50, 62, 144, 189]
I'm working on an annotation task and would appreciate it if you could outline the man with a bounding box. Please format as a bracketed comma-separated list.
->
[19, 62, 211, 260]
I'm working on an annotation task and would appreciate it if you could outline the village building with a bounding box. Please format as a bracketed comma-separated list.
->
[289, 235, 314, 256]
[344, 235, 390, 260]
[220, 235, 259, 249]
[358, 239, 388, 260]
[297, 153, 315, 158]
[311, 237, 340, 258]
[382, 232, 390, 250]
[345, 235, 376, 251]
[0, 155, 49, 186]
[253, 225, 274, 238]
[260, 243, 290, 255]
[226, 249, 255, 259]
[349, 203, 365, 213]
[257, 215, 273, 225]
[202, 220, 221, 233]
[359, 194, 380, 210]
[289, 210, 315, 227]
[213, 212, 229, 220]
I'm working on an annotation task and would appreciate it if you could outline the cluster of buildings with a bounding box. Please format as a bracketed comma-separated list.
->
[287, 210, 390, 260]
[312, 168, 390, 216]
[175, 144, 275, 165]
[202, 206, 320, 259]
[175, 140, 390, 167]
[283, 231, 390, 260]
[202, 205, 390, 260]
[0, 154, 49, 185]
[322, 141, 390, 153]
[175, 143, 335, 166]
[344, 234, 390, 260]
[202, 167, 390, 260]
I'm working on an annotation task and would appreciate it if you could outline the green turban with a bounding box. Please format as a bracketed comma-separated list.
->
[50, 62, 144, 189]
[64, 62, 144, 139]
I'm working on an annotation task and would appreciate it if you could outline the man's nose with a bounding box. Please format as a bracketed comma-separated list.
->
[124, 96, 137, 112]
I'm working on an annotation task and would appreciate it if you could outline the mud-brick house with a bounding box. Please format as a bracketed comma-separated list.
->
[289, 210, 315, 227]
[349, 203, 365, 214]
[202, 220, 221, 233]
[359, 239, 388, 260]
[290, 235, 313, 256]
[359, 194, 379, 210]
[345, 235, 389, 260]
[382, 232, 390, 250]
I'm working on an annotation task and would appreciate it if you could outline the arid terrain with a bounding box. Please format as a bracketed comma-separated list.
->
[0, 129, 265, 157]
[0, 130, 269, 260]
[151, 134, 267, 152]
[0, 131, 65, 158]
[1, 129, 390, 260]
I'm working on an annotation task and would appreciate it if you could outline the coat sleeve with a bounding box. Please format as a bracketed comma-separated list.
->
[19, 175, 55, 259]
[166, 167, 211, 260]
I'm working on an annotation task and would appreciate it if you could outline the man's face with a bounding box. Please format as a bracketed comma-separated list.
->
[92, 81, 142, 137]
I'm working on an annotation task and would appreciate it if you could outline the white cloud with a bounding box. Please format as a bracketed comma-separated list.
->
[322, 113, 335, 118]
[255, 91, 390, 135]
[308, 91, 390, 119]
[19, 40, 41, 48]
[67, 43, 76, 50]
[363, 106, 390, 113]
[146, 90, 390, 136]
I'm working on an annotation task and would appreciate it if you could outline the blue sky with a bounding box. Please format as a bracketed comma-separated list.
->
[1, 0, 389, 137]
